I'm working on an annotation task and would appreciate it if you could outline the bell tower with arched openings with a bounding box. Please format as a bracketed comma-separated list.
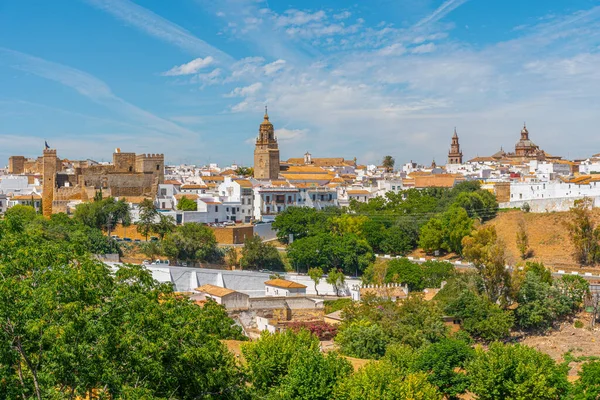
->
[253, 106, 280, 180]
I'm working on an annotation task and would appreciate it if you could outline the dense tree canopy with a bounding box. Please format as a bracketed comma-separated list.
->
[162, 222, 221, 265]
[0, 210, 246, 400]
[239, 234, 284, 271]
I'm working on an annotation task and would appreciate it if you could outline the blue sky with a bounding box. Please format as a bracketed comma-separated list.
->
[1, 0, 600, 166]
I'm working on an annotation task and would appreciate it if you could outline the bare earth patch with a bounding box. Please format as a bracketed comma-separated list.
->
[519, 314, 600, 377]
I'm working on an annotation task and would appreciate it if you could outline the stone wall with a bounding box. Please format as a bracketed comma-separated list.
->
[112, 152, 136, 173]
[499, 196, 600, 212]
[494, 182, 511, 203]
[8, 156, 25, 174]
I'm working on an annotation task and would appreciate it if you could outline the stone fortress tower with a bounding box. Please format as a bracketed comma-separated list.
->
[253, 107, 280, 180]
[42, 148, 58, 217]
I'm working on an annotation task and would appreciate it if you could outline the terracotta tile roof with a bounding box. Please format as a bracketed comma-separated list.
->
[264, 279, 307, 289]
[234, 179, 253, 188]
[281, 174, 334, 181]
[174, 193, 199, 200]
[286, 157, 354, 167]
[164, 180, 182, 185]
[121, 196, 152, 204]
[270, 180, 290, 186]
[285, 165, 330, 174]
[203, 176, 225, 182]
[180, 184, 208, 189]
[360, 286, 407, 299]
[220, 169, 237, 176]
[196, 284, 236, 297]
[10, 193, 42, 200]
[346, 189, 370, 195]
[199, 199, 222, 205]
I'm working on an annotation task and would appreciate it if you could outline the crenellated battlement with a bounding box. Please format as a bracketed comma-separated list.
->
[136, 153, 164, 159]
[43, 149, 57, 156]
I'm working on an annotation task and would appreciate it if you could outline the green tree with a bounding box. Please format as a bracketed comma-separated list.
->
[379, 221, 419, 256]
[224, 246, 238, 269]
[274, 350, 352, 400]
[382, 155, 395, 172]
[151, 213, 176, 240]
[385, 258, 424, 291]
[336, 320, 389, 359]
[239, 234, 284, 271]
[139, 240, 162, 261]
[162, 223, 219, 265]
[419, 217, 445, 254]
[445, 289, 514, 341]
[515, 271, 565, 330]
[74, 196, 131, 234]
[308, 267, 324, 296]
[441, 206, 473, 254]
[242, 329, 320, 395]
[235, 166, 254, 176]
[0, 221, 246, 399]
[326, 269, 346, 296]
[272, 207, 327, 243]
[176, 195, 197, 211]
[414, 337, 474, 398]
[334, 361, 442, 400]
[421, 260, 455, 289]
[136, 198, 158, 240]
[570, 360, 600, 400]
[467, 342, 570, 400]
[566, 197, 600, 265]
[462, 225, 511, 303]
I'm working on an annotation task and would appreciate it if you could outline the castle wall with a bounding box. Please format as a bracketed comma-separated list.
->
[8, 156, 25, 174]
[135, 154, 165, 184]
[113, 152, 136, 173]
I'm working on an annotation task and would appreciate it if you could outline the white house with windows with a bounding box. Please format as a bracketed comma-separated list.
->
[253, 186, 300, 222]
[264, 279, 307, 297]
[296, 184, 338, 209]
[156, 183, 177, 210]
[218, 177, 255, 223]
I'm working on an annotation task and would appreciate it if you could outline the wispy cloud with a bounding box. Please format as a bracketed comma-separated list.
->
[227, 82, 263, 97]
[414, 0, 469, 28]
[83, 0, 234, 64]
[162, 57, 214, 76]
[0, 48, 197, 138]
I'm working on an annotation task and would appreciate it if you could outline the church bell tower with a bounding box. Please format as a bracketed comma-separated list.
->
[253, 107, 280, 180]
[447, 128, 463, 164]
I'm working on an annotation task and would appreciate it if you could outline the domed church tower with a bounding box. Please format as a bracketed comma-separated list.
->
[253, 107, 280, 180]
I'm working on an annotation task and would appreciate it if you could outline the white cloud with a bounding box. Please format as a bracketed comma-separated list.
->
[227, 82, 263, 97]
[162, 57, 214, 76]
[333, 11, 351, 20]
[275, 128, 307, 142]
[194, 68, 222, 86]
[414, 0, 470, 28]
[0, 47, 197, 138]
[263, 59, 286, 75]
[378, 43, 406, 56]
[83, 0, 234, 63]
[411, 43, 436, 54]
[274, 10, 326, 27]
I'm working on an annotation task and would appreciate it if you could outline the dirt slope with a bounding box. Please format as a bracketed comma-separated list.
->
[487, 209, 600, 271]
